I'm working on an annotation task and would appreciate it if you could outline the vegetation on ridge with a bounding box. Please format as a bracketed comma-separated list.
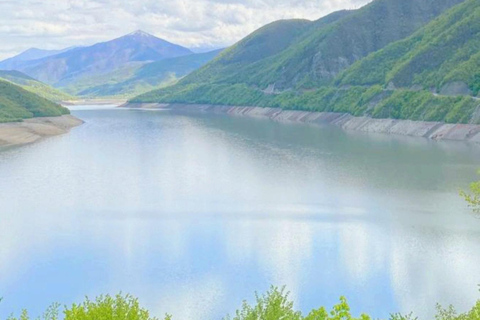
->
[4, 287, 480, 320]
[337, 0, 480, 96]
[0, 80, 70, 123]
[164, 0, 466, 91]
[60, 50, 222, 98]
[132, 84, 480, 124]
[130, 0, 480, 124]
[0, 70, 73, 102]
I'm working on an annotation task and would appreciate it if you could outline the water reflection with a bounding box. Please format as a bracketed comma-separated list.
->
[0, 108, 479, 319]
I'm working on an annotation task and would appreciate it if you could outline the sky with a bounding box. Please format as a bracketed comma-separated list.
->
[0, 0, 371, 60]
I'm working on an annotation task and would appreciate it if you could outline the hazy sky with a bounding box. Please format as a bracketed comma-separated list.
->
[0, 0, 371, 60]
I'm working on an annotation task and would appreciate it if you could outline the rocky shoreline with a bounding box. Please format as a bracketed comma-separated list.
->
[0, 115, 84, 148]
[123, 103, 480, 144]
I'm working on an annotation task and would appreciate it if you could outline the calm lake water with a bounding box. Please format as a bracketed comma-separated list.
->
[1, 105, 480, 320]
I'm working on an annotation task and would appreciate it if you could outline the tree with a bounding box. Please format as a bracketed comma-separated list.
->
[461, 170, 480, 213]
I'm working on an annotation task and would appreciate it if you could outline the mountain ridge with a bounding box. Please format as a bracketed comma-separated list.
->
[336, 0, 480, 97]
[174, 0, 466, 91]
[0, 47, 76, 70]
[0, 70, 73, 102]
[0, 80, 70, 123]
[2, 30, 193, 86]
[131, 0, 480, 125]
[64, 49, 223, 98]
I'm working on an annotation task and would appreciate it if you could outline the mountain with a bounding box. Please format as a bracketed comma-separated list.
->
[58, 49, 223, 98]
[132, 0, 480, 125]
[171, 0, 466, 91]
[175, 18, 333, 88]
[0, 47, 75, 70]
[0, 70, 73, 102]
[7, 30, 193, 86]
[336, 0, 480, 97]
[0, 80, 70, 123]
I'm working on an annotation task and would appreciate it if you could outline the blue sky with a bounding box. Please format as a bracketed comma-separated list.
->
[0, 0, 371, 59]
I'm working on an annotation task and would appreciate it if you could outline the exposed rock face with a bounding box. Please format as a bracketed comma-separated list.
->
[122, 103, 480, 144]
[440, 81, 473, 96]
[263, 84, 276, 94]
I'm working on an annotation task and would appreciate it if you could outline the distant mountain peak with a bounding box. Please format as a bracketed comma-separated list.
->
[128, 30, 152, 37]
[0, 46, 76, 67]
[23, 47, 40, 52]
[3, 29, 193, 85]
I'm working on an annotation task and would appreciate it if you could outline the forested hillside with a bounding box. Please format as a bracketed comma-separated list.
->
[337, 0, 480, 96]
[0, 70, 73, 102]
[0, 31, 221, 99]
[0, 80, 70, 123]
[61, 49, 222, 98]
[132, 0, 480, 124]
[167, 0, 466, 90]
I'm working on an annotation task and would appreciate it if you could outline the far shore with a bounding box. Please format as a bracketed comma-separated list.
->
[0, 115, 84, 148]
[61, 99, 127, 106]
[122, 103, 480, 144]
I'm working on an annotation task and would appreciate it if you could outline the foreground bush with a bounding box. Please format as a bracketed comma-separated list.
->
[461, 170, 480, 213]
[5, 294, 161, 320]
[225, 287, 370, 320]
[4, 287, 480, 320]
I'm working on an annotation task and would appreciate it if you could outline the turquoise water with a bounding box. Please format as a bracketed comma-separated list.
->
[1, 105, 479, 319]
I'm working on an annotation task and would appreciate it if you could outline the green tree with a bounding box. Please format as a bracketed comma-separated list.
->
[3, 287, 480, 320]
[225, 286, 302, 320]
[461, 170, 480, 213]
[5, 294, 171, 320]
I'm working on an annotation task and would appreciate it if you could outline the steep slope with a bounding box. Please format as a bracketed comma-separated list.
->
[178, 17, 340, 87]
[0, 70, 73, 102]
[132, 0, 480, 125]
[59, 49, 222, 98]
[0, 80, 70, 123]
[12, 31, 193, 86]
[0, 47, 75, 70]
[172, 0, 466, 91]
[337, 0, 480, 96]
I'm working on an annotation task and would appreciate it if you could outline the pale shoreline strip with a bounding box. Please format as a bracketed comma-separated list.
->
[122, 103, 480, 144]
[0, 115, 84, 148]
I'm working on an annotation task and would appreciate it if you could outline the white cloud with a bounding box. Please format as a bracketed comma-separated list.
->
[0, 0, 371, 59]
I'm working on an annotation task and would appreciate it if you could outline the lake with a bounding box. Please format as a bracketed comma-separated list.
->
[1, 105, 480, 320]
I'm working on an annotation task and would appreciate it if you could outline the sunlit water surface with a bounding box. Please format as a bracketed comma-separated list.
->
[1, 105, 480, 319]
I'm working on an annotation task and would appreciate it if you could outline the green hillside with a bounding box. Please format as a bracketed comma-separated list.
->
[178, 15, 347, 88]
[337, 0, 480, 96]
[133, 83, 479, 124]
[132, 0, 480, 124]
[0, 70, 73, 102]
[60, 50, 222, 98]
[172, 0, 465, 90]
[0, 80, 70, 123]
